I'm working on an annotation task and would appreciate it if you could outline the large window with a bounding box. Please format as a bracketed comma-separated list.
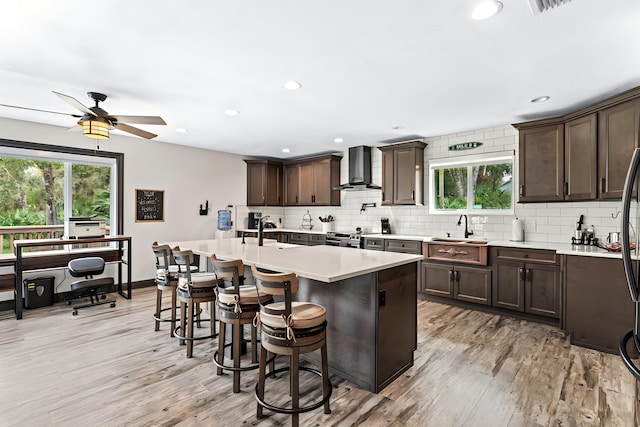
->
[429, 152, 514, 214]
[0, 139, 123, 236]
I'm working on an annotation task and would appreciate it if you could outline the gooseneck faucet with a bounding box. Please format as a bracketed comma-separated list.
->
[457, 214, 473, 239]
[258, 215, 270, 247]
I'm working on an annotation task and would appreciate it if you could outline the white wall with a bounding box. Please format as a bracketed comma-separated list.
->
[0, 118, 246, 300]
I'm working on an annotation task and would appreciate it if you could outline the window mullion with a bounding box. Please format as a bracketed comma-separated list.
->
[64, 162, 73, 221]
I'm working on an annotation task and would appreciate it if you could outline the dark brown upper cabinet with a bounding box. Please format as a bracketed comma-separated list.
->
[284, 155, 341, 206]
[598, 98, 640, 199]
[565, 114, 597, 201]
[379, 140, 426, 205]
[517, 124, 564, 202]
[514, 85, 640, 202]
[245, 160, 283, 206]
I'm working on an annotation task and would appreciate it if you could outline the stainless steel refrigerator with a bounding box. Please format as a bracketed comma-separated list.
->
[620, 148, 640, 380]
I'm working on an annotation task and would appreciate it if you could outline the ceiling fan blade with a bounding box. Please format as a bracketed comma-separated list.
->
[110, 115, 166, 125]
[0, 103, 82, 118]
[52, 91, 96, 116]
[114, 122, 158, 139]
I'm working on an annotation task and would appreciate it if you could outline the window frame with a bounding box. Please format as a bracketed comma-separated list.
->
[0, 138, 124, 235]
[428, 151, 514, 216]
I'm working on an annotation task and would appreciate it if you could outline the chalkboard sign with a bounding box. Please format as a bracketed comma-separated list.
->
[135, 189, 164, 222]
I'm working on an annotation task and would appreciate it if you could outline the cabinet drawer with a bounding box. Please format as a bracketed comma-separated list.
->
[309, 234, 326, 246]
[289, 233, 310, 245]
[492, 247, 557, 264]
[385, 239, 422, 254]
[364, 238, 385, 251]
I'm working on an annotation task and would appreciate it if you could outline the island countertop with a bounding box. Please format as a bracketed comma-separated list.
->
[169, 237, 423, 282]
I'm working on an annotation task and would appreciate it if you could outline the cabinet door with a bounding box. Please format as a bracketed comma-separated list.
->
[312, 159, 332, 205]
[454, 265, 491, 306]
[298, 162, 314, 205]
[492, 261, 525, 312]
[381, 150, 394, 205]
[246, 162, 266, 206]
[422, 262, 453, 298]
[524, 263, 560, 319]
[564, 114, 597, 201]
[394, 147, 417, 204]
[265, 164, 283, 205]
[518, 124, 564, 202]
[598, 98, 640, 199]
[565, 256, 637, 354]
[284, 164, 300, 206]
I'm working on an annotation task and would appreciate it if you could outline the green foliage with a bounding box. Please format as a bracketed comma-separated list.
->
[0, 157, 111, 226]
[0, 209, 46, 226]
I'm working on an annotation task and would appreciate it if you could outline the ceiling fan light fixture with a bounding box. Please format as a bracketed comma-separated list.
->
[80, 118, 109, 140]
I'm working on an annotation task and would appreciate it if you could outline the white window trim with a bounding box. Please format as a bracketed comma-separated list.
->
[428, 151, 515, 215]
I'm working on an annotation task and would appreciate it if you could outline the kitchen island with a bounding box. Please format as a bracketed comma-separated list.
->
[169, 237, 423, 392]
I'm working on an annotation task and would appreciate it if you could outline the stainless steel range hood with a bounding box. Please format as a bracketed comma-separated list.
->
[332, 145, 381, 191]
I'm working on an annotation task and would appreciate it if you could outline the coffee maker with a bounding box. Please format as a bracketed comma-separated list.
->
[248, 212, 262, 229]
[381, 217, 391, 234]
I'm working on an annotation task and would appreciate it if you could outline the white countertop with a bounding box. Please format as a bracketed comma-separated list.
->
[169, 238, 423, 282]
[236, 227, 326, 235]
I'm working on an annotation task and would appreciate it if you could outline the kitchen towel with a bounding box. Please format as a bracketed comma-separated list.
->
[511, 218, 524, 242]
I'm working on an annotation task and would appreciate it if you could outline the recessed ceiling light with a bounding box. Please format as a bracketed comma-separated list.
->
[531, 96, 551, 103]
[334, 138, 344, 143]
[175, 128, 187, 133]
[225, 109, 239, 116]
[284, 81, 302, 91]
[282, 148, 291, 153]
[470, 1, 503, 20]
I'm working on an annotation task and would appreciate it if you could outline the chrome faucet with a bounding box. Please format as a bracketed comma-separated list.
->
[258, 215, 270, 247]
[457, 214, 473, 239]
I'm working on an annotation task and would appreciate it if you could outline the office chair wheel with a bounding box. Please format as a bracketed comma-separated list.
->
[101, 295, 106, 300]
[72, 309, 78, 316]
[110, 302, 116, 308]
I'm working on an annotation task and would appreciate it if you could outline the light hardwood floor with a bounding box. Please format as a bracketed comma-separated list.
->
[0, 287, 637, 426]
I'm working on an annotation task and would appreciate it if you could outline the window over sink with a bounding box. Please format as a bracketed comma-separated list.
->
[429, 152, 514, 215]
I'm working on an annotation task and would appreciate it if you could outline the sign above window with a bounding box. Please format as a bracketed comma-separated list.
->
[448, 142, 483, 151]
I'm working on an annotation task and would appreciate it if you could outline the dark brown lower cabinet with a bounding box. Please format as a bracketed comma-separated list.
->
[492, 260, 560, 319]
[565, 255, 637, 354]
[422, 261, 491, 305]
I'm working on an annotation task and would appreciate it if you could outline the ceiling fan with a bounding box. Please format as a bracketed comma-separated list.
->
[0, 91, 166, 140]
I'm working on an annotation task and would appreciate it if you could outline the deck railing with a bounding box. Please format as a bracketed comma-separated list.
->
[0, 225, 111, 254]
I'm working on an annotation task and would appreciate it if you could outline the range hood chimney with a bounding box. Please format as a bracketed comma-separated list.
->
[332, 145, 381, 191]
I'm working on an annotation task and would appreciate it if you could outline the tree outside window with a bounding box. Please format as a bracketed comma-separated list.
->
[430, 154, 513, 214]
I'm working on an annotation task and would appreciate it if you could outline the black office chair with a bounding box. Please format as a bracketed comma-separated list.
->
[66, 257, 116, 316]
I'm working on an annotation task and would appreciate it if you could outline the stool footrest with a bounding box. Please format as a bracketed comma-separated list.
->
[254, 366, 332, 415]
[173, 325, 218, 341]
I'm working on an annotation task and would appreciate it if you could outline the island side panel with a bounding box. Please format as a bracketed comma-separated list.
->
[298, 261, 418, 393]
[298, 272, 378, 392]
[376, 261, 417, 391]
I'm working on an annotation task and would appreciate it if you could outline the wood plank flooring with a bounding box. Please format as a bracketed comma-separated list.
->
[0, 287, 637, 426]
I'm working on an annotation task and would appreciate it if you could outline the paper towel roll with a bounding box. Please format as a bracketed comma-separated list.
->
[511, 218, 524, 242]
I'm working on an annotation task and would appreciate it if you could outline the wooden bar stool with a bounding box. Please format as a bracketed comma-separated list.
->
[173, 249, 220, 358]
[210, 255, 274, 393]
[251, 264, 332, 427]
[151, 243, 182, 337]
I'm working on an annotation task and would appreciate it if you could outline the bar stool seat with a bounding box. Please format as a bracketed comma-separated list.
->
[211, 255, 274, 393]
[173, 250, 220, 358]
[251, 265, 332, 427]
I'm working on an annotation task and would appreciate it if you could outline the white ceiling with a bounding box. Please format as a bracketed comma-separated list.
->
[1, 0, 639, 159]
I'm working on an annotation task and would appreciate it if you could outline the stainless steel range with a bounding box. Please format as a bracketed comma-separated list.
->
[326, 228, 363, 248]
